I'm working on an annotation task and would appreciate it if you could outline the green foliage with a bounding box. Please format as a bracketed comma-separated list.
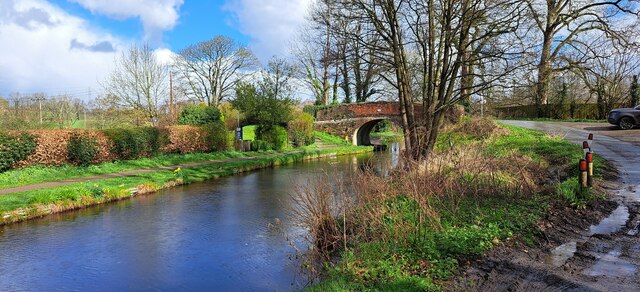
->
[242, 125, 256, 141]
[102, 127, 162, 160]
[67, 133, 99, 166]
[0, 132, 37, 172]
[255, 125, 288, 150]
[372, 119, 392, 132]
[288, 113, 315, 147]
[232, 82, 294, 127]
[317, 195, 547, 291]
[556, 178, 598, 209]
[178, 105, 222, 126]
[232, 58, 296, 127]
[315, 131, 351, 146]
[251, 139, 270, 151]
[205, 121, 230, 151]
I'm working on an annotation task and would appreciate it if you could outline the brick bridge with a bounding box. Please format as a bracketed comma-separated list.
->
[313, 102, 419, 146]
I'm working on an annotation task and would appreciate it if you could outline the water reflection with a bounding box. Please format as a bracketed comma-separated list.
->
[0, 150, 396, 291]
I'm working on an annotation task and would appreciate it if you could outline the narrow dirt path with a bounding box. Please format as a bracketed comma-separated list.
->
[453, 121, 640, 291]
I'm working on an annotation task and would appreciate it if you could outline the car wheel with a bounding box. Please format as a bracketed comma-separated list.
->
[619, 117, 635, 130]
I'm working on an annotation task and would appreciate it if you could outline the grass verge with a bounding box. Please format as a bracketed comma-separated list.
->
[0, 151, 264, 190]
[0, 140, 372, 225]
[303, 118, 607, 291]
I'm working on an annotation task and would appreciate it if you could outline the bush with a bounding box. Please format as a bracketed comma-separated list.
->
[178, 105, 222, 126]
[102, 127, 162, 160]
[205, 121, 231, 151]
[288, 113, 315, 147]
[256, 125, 288, 151]
[67, 133, 99, 166]
[251, 139, 271, 151]
[0, 132, 37, 172]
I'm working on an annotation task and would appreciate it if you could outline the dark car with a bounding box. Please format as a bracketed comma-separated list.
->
[608, 105, 640, 129]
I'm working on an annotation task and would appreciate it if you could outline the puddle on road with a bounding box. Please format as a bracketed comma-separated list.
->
[589, 205, 629, 235]
[583, 249, 637, 277]
[547, 241, 577, 267]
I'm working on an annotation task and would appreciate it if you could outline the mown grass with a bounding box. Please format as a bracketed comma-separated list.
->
[308, 119, 601, 291]
[0, 151, 261, 190]
[0, 130, 366, 190]
[0, 145, 373, 222]
[315, 131, 352, 146]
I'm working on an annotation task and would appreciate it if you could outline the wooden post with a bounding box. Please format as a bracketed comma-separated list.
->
[579, 159, 588, 189]
[586, 152, 594, 187]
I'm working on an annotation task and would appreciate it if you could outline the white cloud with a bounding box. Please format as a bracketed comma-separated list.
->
[223, 0, 313, 62]
[154, 48, 177, 65]
[0, 0, 123, 97]
[69, 0, 184, 43]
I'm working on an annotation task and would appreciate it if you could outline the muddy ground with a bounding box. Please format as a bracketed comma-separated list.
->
[450, 121, 640, 291]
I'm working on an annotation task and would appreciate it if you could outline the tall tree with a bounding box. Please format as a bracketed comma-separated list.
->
[525, 0, 639, 117]
[103, 44, 168, 126]
[576, 45, 640, 118]
[232, 57, 297, 127]
[174, 36, 258, 106]
[327, 0, 524, 161]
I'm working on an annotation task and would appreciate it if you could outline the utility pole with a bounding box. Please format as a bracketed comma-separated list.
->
[169, 71, 174, 119]
[32, 94, 46, 125]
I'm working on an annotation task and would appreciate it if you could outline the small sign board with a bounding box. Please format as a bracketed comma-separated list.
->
[235, 127, 243, 140]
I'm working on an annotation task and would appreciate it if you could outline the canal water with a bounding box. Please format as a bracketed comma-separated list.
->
[0, 149, 397, 291]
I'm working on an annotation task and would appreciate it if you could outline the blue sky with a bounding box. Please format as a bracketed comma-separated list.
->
[0, 0, 311, 98]
[48, 0, 251, 50]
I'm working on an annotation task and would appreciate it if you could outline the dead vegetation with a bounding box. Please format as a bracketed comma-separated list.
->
[291, 119, 547, 264]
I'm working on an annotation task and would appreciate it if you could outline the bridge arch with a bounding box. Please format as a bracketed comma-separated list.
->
[353, 118, 402, 146]
[312, 102, 421, 146]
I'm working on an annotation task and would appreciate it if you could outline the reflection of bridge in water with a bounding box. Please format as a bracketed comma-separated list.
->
[312, 102, 421, 146]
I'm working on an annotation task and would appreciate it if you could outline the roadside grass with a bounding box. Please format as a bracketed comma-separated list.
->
[310, 196, 548, 291]
[0, 145, 373, 223]
[305, 118, 600, 291]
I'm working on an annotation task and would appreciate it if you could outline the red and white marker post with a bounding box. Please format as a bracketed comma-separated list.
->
[579, 159, 588, 189]
[586, 152, 594, 187]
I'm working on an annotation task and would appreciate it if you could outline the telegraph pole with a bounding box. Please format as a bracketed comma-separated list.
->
[32, 94, 46, 125]
[169, 71, 174, 118]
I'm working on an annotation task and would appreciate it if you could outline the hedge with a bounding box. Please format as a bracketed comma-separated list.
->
[102, 127, 161, 160]
[0, 132, 37, 172]
[67, 133, 99, 166]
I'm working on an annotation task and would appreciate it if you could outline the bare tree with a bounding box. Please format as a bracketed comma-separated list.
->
[44, 95, 84, 129]
[174, 36, 258, 107]
[525, 0, 639, 116]
[292, 11, 335, 105]
[576, 45, 640, 118]
[325, 0, 525, 161]
[103, 44, 168, 126]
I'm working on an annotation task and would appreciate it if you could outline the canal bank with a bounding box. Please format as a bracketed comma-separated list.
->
[0, 146, 373, 226]
[0, 151, 391, 291]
